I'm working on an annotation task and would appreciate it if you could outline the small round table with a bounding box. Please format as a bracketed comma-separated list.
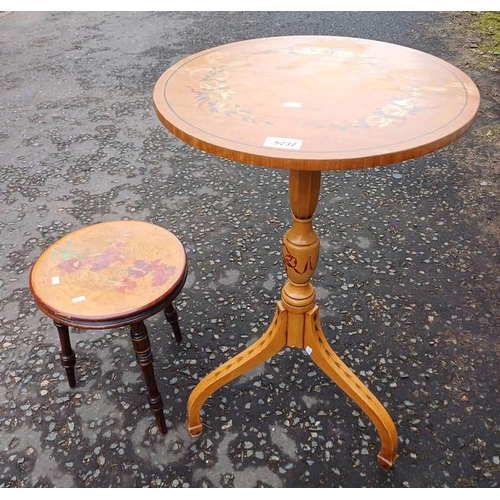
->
[153, 35, 480, 469]
[30, 220, 188, 434]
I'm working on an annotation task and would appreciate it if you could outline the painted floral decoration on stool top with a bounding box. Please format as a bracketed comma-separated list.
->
[30, 221, 186, 319]
[53, 239, 177, 293]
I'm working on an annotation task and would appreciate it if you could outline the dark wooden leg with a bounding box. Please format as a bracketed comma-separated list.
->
[164, 303, 182, 342]
[129, 321, 167, 434]
[54, 321, 76, 388]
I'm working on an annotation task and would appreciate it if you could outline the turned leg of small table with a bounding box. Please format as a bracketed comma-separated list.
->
[164, 303, 182, 342]
[129, 321, 167, 434]
[54, 321, 76, 388]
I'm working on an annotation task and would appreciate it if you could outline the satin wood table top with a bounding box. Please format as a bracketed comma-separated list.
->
[153, 35, 480, 469]
[154, 35, 479, 171]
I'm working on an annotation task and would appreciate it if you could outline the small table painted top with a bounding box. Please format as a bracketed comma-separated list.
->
[30, 220, 187, 325]
[153, 35, 480, 171]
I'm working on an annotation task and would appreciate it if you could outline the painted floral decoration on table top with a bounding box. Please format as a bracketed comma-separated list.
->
[192, 46, 434, 132]
[193, 67, 271, 125]
[349, 82, 426, 130]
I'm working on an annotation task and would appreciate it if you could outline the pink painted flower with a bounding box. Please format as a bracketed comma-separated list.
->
[58, 258, 82, 273]
[91, 245, 125, 271]
[151, 262, 176, 286]
[127, 260, 152, 278]
[117, 277, 137, 293]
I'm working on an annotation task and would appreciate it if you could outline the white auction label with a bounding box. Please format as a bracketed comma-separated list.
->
[72, 295, 86, 304]
[263, 136, 303, 150]
[51, 276, 60, 285]
[283, 102, 302, 108]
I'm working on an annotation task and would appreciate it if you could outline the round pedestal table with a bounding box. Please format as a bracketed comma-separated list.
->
[153, 35, 480, 469]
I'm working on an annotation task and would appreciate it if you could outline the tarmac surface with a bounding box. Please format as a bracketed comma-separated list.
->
[0, 11, 499, 488]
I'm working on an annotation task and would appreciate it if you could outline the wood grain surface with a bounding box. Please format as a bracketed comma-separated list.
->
[30, 220, 187, 324]
[154, 35, 480, 171]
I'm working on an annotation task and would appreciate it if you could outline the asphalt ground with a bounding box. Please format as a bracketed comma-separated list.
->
[0, 11, 499, 489]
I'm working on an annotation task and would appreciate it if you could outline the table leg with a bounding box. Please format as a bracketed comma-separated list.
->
[283, 170, 397, 468]
[164, 302, 182, 342]
[129, 321, 167, 434]
[187, 302, 288, 435]
[186, 169, 398, 469]
[54, 321, 76, 388]
[304, 306, 398, 469]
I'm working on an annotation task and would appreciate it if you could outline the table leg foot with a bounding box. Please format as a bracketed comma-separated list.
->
[377, 451, 397, 471]
[187, 421, 203, 437]
[304, 306, 398, 469]
[186, 303, 288, 436]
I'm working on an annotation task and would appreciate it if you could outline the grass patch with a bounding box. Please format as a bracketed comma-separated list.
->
[473, 11, 500, 52]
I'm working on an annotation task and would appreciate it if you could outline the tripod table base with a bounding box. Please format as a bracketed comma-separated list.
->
[186, 301, 398, 470]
